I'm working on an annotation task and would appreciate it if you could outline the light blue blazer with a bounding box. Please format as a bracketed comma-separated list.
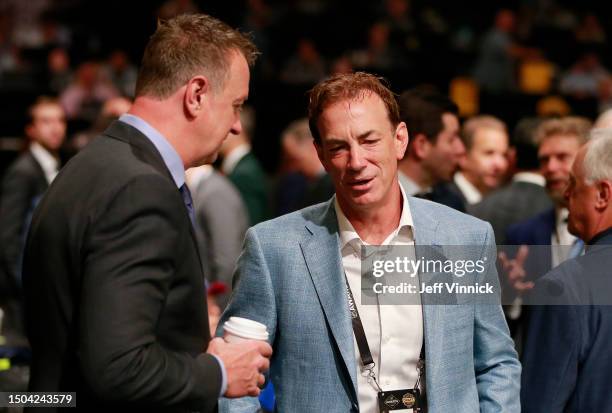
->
[219, 196, 520, 412]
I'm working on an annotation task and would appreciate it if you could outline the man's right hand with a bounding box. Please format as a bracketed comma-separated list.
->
[498, 245, 534, 293]
[207, 337, 272, 398]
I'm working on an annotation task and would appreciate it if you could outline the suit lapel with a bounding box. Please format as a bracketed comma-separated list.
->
[300, 201, 358, 399]
[408, 198, 446, 396]
[102, 121, 204, 270]
[25, 152, 50, 190]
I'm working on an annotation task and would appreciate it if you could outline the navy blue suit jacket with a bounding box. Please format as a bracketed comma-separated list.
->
[521, 229, 612, 412]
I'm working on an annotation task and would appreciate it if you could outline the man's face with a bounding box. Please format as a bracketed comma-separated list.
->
[565, 146, 598, 240]
[538, 134, 582, 206]
[422, 112, 464, 183]
[460, 128, 509, 192]
[315, 93, 408, 217]
[197, 52, 250, 164]
[26, 103, 66, 152]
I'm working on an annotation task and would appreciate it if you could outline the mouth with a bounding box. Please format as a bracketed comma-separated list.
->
[345, 177, 374, 191]
[547, 179, 568, 190]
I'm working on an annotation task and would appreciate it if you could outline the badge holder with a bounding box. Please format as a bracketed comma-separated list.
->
[345, 277, 425, 413]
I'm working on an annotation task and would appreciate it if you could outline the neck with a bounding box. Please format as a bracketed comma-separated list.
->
[221, 134, 248, 158]
[587, 213, 612, 243]
[339, 183, 402, 244]
[128, 97, 190, 168]
[398, 158, 433, 190]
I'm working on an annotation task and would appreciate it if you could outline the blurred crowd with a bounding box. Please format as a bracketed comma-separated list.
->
[1, 0, 612, 410]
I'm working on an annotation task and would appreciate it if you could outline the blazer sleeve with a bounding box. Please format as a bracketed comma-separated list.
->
[473, 224, 522, 412]
[78, 174, 221, 411]
[217, 227, 278, 413]
[195, 181, 248, 286]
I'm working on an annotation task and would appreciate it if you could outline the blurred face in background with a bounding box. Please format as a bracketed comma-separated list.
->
[460, 127, 509, 194]
[421, 112, 464, 183]
[26, 103, 66, 152]
[539, 134, 582, 206]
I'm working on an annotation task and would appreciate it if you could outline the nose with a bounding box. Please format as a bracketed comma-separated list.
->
[348, 144, 367, 172]
[493, 153, 508, 173]
[453, 138, 466, 157]
[230, 116, 242, 136]
[544, 156, 563, 175]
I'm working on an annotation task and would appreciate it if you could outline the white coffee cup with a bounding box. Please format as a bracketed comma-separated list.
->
[223, 316, 269, 343]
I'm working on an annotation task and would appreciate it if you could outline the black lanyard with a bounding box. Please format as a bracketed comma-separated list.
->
[344, 276, 425, 392]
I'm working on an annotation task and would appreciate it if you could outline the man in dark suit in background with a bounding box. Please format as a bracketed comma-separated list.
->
[0, 97, 66, 346]
[470, 117, 553, 244]
[452, 115, 509, 206]
[396, 87, 467, 211]
[505, 117, 591, 289]
[219, 106, 270, 225]
[23, 14, 271, 412]
[521, 130, 612, 412]
[501, 116, 591, 348]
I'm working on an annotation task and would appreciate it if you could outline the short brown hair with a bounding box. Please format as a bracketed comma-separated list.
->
[398, 86, 458, 144]
[535, 117, 592, 146]
[461, 115, 507, 151]
[26, 96, 63, 125]
[135, 13, 258, 98]
[307, 72, 400, 144]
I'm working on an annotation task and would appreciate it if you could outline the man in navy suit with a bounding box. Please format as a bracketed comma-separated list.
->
[504, 117, 591, 292]
[521, 130, 612, 412]
[502, 117, 591, 346]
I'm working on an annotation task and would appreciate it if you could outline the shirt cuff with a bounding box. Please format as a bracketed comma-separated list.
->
[211, 354, 228, 397]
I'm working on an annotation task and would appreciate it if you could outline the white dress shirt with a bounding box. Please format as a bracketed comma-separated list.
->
[551, 207, 577, 267]
[334, 185, 423, 413]
[221, 143, 250, 175]
[512, 171, 546, 187]
[453, 172, 482, 204]
[29, 142, 59, 184]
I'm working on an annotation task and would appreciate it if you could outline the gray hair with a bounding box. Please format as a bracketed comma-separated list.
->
[584, 129, 612, 184]
[594, 108, 612, 129]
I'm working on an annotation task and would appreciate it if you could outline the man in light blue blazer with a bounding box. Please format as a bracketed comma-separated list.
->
[219, 73, 520, 412]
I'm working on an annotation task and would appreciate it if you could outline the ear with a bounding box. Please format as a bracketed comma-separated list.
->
[395, 122, 409, 160]
[595, 180, 612, 210]
[25, 124, 35, 139]
[412, 133, 431, 160]
[184, 75, 210, 118]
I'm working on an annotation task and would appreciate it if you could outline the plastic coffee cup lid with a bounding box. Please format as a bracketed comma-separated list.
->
[223, 317, 269, 341]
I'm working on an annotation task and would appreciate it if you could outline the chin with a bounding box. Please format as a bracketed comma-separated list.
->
[198, 152, 218, 166]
